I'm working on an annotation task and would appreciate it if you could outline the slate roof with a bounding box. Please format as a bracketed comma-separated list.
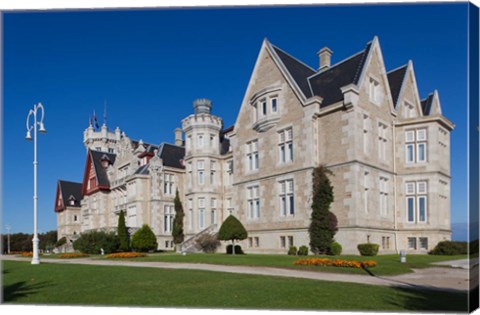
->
[270, 40, 372, 107]
[89, 150, 117, 187]
[421, 93, 434, 116]
[58, 180, 83, 207]
[271, 46, 316, 98]
[220, 137, 231, 155]
[158, 143, 185, 169]
[387, 65, 408, 108]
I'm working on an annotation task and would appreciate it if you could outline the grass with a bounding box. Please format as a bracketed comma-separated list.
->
[2, 260, 468, 311]
[115, 252, 468, 276]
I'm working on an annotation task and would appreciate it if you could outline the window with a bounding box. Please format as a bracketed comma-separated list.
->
[164, 174, 174, 195]
[280, 236, 286, 248]
[198, 198, 205, 229]
[382, 236, 390, 249]
[210, 161, 216, 185]
[197, 160, 205, 185]
[271, 98, 278, 113]
[247, 185, 260, 219]
[261, 100, 267, 116]
[405, 129, 427, 163]
[254, 237, 260, 247]
[73, 215, 78, 222]
[248, 237, 253, 248]
[278, 128, 293, 163]
[408, 237, 417, 250]
[287, 236, 294, 247]
[187, 162, 193, 183]
[378, 122, 388, 161]
[364, 171, 370, 213]
[279, 179, 294, 216]
[379, 176, 389, 216]
[164, 205, 174, 233]
[246, 140, 259, 171]
[197, 134, 204, 147]
[406, 181, 428, 223]
[187, 135, 192, 150]
[419, 237, 428, 250]
[127, 205, 137, 227]
[227, 198, 234, 215]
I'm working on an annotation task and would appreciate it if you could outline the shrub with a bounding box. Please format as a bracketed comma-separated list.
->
[357, 243, 379, 256]
[217, 215, 248, 255]
[195, 234, 221, 253]
[117, 210, 130, 252]
[131, 225, 158, 252]
[297, 245, 309, 256]
[288, 246, 298, 255]
[309, 166, 337, 254]
[73, 230, 119, 254]
[55, 237, 67, 247]
[172, 190, 185, 244]
[329, 242, 342, 256]
[226, 244, 244, 255]
[429, 241, 468, 255]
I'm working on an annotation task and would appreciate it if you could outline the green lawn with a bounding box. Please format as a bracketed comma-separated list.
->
[110, 252, 468, 276]
[2, 260, 467, 311]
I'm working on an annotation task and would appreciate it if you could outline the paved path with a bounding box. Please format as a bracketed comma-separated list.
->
[432, 258, 478, 269]
[1, 255, 470, 293]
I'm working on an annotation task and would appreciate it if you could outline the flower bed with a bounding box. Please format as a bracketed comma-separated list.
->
[59, 253, 89, 259]
[106, 252, 146, 259]
[19, 252, 43, 257]
[293, 258, 377, 268]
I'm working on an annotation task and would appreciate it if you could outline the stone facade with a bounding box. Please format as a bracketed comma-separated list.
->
[55, 36, 454, 254]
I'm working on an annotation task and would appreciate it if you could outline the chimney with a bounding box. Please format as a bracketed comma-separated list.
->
[317, 47, 333, 71]
[174, 128, 183, 146]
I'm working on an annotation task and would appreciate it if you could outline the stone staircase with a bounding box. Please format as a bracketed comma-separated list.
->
[176, 224, 218, 253]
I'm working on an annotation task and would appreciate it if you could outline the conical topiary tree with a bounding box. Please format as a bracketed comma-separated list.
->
[117, 210, 130, 252]
[172, 189, 185, 244]
[131, 224, 158, 252]
[217, 215, 248, 255]
[308, 165, 338, 254]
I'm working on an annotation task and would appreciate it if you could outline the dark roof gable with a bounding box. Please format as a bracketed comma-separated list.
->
[89, 150, 116, 187]
[58, 180, 83, 208]
[387, 65, 408, 108]
[159, 143, 185, 169]
[421, 93, 434, 116]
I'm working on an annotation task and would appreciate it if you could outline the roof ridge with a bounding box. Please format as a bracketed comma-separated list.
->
[307, 49, 366, 81]
[270, 43, 316, 73]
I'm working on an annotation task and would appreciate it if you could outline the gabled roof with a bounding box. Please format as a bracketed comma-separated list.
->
[308, 42, 371, 106]
[58, 180, 82, 208]
[90, 150, 117, 187]
[387, 65, 408, 108]
[271, 45, 316, 98]
[158, 143, 185, 169]
[421, 93, 435, 116]
[269, 39, 372, 107]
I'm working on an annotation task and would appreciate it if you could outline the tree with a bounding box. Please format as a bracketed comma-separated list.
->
[172, 189, 185, 244]
[308, 165, 338, 255]
[117, 210, 130, 251]
[217, 215, 247, 255]
[131, 224, 158, 252]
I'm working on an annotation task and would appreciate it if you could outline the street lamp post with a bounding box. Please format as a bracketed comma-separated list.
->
[26, 102, 46, 265]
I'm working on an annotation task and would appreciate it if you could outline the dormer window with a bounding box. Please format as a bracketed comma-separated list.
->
[261, 100, 267, 116]
[250, 86, 282, 132]
[405, 102, 415, 118]
[68, 195, 76, 206]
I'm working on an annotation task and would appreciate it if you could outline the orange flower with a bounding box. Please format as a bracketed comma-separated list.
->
[106, 252, 146, 259]
[293, 257, 377, 269]
[59, 253, 89, 259]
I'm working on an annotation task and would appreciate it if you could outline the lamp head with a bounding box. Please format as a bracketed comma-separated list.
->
[25, 130, 32, 140]
[38, 122, 47, 134]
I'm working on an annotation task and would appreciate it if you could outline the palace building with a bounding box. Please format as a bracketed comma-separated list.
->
[54, 36, 454, 254]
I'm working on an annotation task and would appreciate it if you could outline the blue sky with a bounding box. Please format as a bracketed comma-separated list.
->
[2, 3, 471, 235]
